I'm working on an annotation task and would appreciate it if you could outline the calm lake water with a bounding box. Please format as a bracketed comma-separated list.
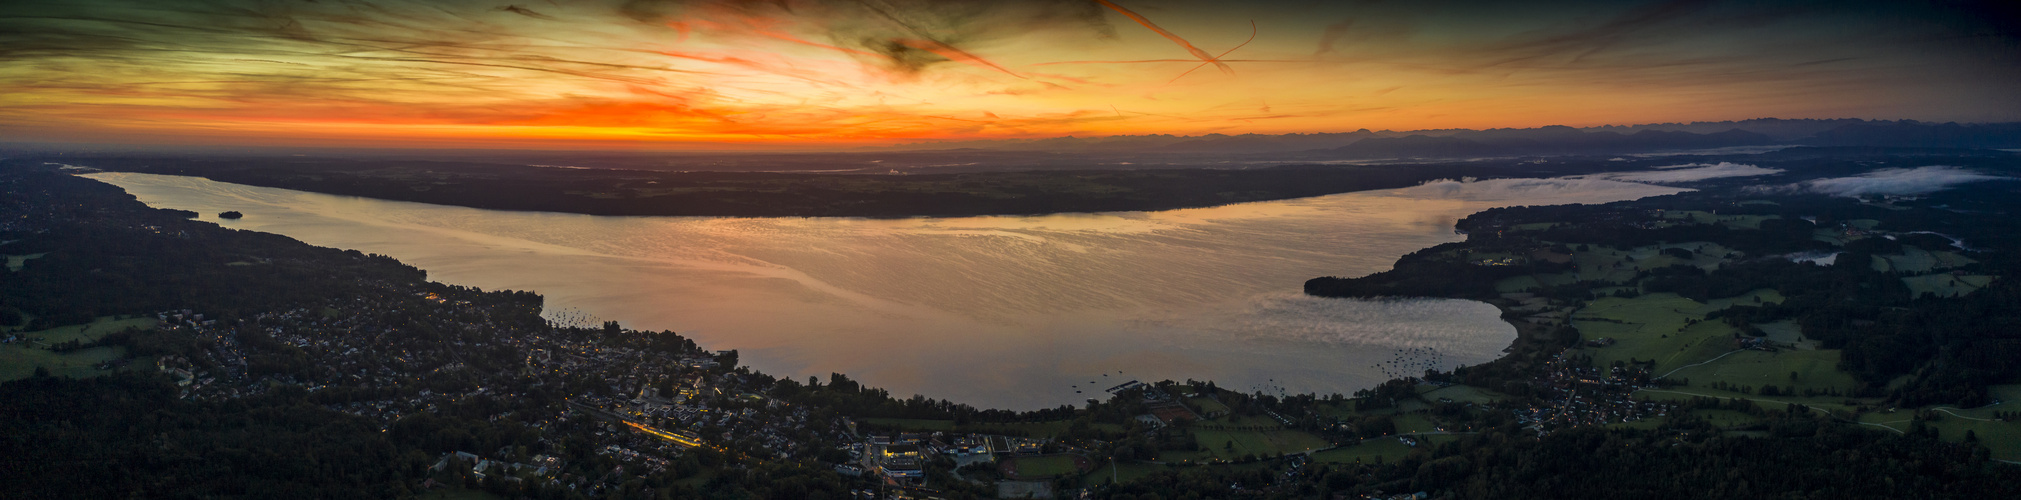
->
[90, 172, 1683, 409]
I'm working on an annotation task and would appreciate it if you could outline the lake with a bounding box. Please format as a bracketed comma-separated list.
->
[90, 172, 1683, 409]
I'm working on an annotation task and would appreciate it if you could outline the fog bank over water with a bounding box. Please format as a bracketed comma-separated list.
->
[91, 173, 1684, 409]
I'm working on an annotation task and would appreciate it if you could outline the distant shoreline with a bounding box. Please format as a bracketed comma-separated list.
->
[46, 154, 1703, 219]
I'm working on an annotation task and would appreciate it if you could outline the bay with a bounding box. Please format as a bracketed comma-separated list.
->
[90, 172, 1683, 409]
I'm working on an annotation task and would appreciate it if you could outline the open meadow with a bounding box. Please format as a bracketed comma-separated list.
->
[0, 316, 156, 381]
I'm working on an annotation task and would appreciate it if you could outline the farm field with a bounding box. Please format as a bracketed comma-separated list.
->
[0, 316, 157, 381]
[4, 252, 46, 272]
[1855, 407, 2021, 461]
[1392, 414, 1440, 434]
[1661, 349, 1860, 395]
[1902, 274, 1995, 298]
[1632, 388, 1865, 415]
[1310, 437, 1416, 464]
[0, 344, 128, 381]
[1188, 397, 1231, 417]
[1085, 462, 1169, 486]
[1571, 295, 1735, 372]
[1495, 242, 1740, 293]
[1870, 246, 1974, 273]
[1753, 320, 1814, 348]
[1661, 210, 1781, 230]
[1420, 384, 1508, 404]
[3, 315, 154, 337]
[1189, 428, 1331, 460]
[1569, 290, 1783, 372]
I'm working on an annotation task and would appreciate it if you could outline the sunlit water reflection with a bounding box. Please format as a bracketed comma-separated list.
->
[90, 173, 1683, 409]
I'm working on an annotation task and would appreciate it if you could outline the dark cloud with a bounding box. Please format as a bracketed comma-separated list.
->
[499, 5, 559, 21]
[612, 0, 1113, 74]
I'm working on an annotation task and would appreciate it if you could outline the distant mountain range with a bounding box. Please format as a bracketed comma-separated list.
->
[885, 119, 2021, 159]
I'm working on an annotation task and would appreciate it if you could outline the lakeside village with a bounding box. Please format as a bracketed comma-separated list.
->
[71, 283, 1684, 499]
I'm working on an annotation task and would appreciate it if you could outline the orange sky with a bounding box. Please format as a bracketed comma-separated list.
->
[2, 0, 2017, 150]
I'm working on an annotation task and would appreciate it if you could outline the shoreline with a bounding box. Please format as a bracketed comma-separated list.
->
[81, 170, 1637, 410]
[48, 152, 1692, 219]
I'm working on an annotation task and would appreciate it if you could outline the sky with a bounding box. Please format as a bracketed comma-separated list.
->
[1, 0, 2017, 150]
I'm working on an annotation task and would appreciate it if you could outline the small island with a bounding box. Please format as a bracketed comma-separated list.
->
[216, 211, 242, 219]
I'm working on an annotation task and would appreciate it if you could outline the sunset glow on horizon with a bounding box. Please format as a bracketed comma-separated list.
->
[3, 0, 2017, 150]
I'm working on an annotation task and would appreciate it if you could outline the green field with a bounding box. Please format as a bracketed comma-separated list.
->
[1392, 414, 1440, 434]
[1870, 246, 1972, 273]
[0, 316, 158, 381]
[1495, 275, 1544, 293]
[1496, 243, 1741, 293]
[1189, 428, 1331, 461]
[1633, 388, 1865, 416]
[1012, 455, 1082, 478]
[5, 252, 47, 271]
[1571, 293, 1751, 371]
[1313, 401, 1391, 420]
[1753, 320, 1813, 347]
[1661, 210, 1781, 230]
[1188, 397, 1231, 416]
[1902, 274, 1995, 298]
[1420, 384, 1508, 405]
[1704, 289, 1785, 309]
[1990, 384, 2021, 403]
[1310, 437, 1415, 464]
[1855, 406, 2021, 461]
[1661, 349, 1860, 394]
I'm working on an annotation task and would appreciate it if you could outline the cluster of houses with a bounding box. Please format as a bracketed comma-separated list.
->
[124, 286, 848, 494]
[849, 430, 1053, 485]
[428, 450, 566, 486]
[1516, 354, 1670, 433]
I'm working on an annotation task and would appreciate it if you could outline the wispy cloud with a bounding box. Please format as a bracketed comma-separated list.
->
[0, 0, 2016, 147]
[1785, 166, 2013, 197]
[1592, 162, 1784, 183]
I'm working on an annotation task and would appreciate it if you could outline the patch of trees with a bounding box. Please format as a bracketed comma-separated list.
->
[1305, 243, 1557, 300]
[0, 372, 421, 498]
[0, 167, 428, 330]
